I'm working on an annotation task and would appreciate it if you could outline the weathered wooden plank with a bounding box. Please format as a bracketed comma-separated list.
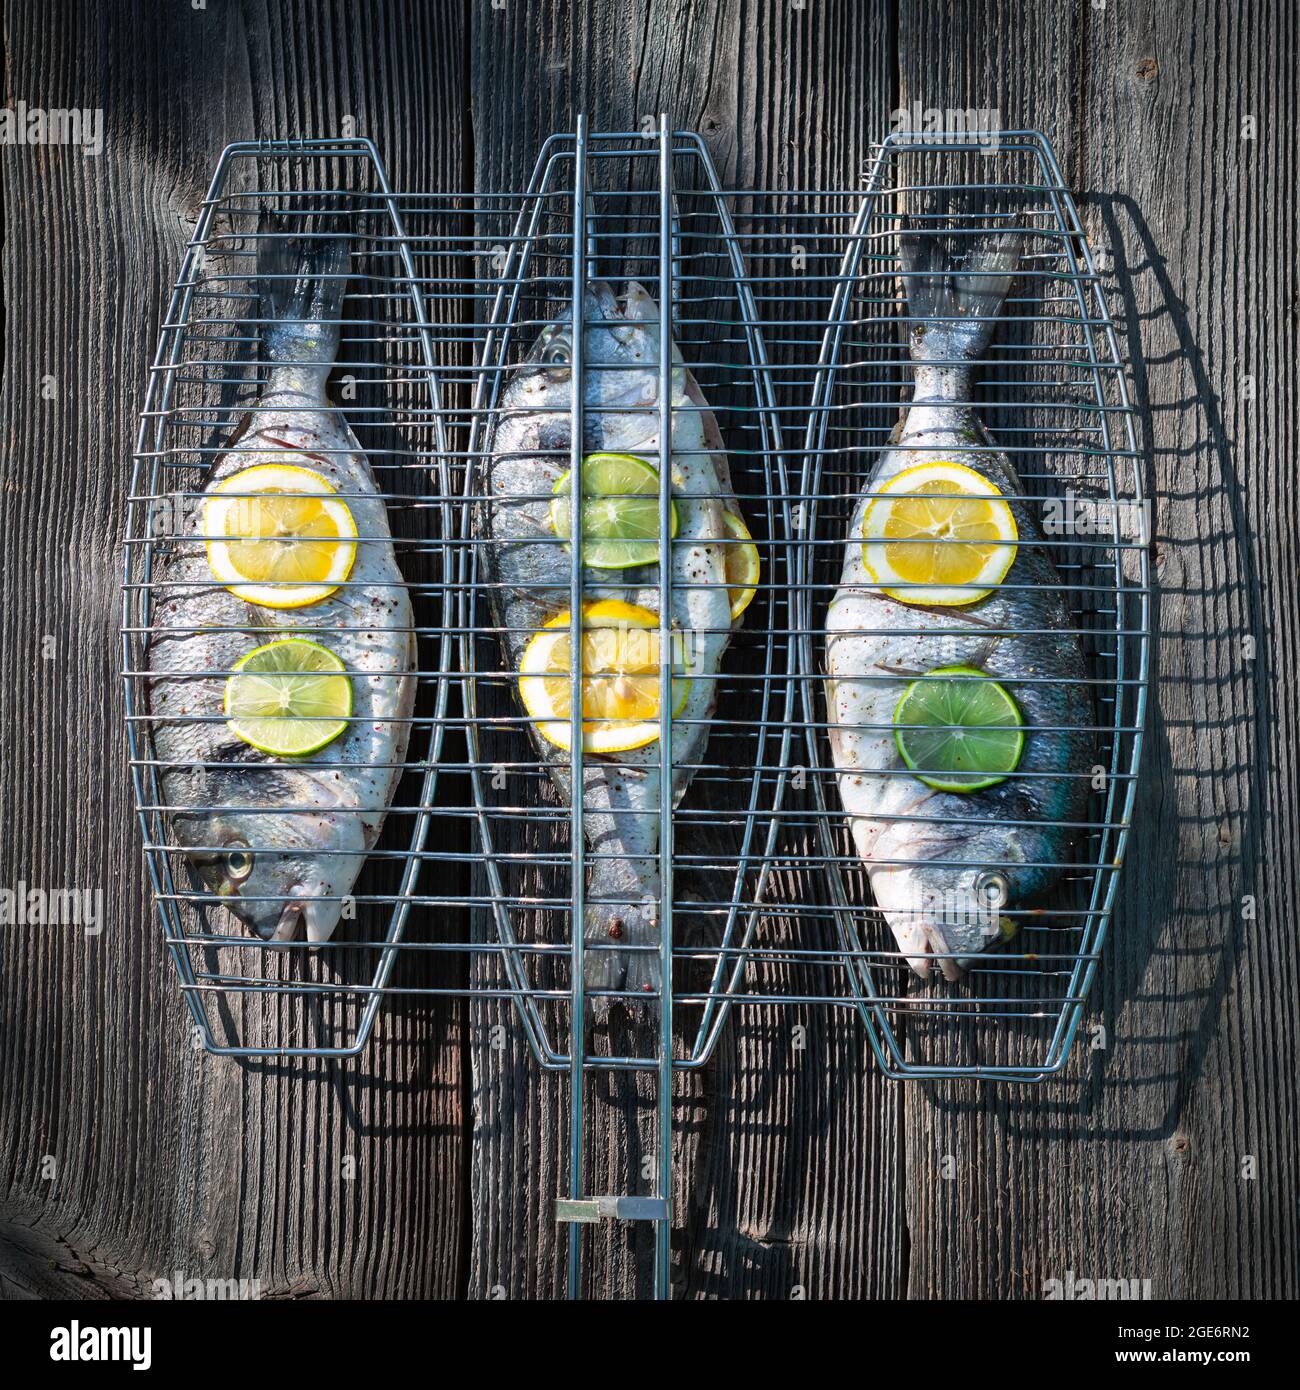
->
[1, 0, 1292, 1304]
[0, 0, 469, 1299]
[1077, 0, 1299, 1301]
[897, 0, 1299, 1299]
[466, 0, 906, 1300]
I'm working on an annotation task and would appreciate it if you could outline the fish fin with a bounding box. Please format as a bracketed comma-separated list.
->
[583, 280, 621, 323]
[200, 405, 254, 484]
[621, 921, 662, 1002]
[581, 827, 661, 1016]
[900, 229, 1022, 360]
[873, 661, 926, 677]
[616, 281, 655, 318]
[583, 896, 661, 1005]
[256, 205, 351, 364]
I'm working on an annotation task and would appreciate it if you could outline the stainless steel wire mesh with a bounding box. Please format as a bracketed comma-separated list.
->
[122, 127, 1147, 1232]
[122, 139, 453, 1057]
[451, 127, 796, 1080]
[794, 132, 1148, 1080]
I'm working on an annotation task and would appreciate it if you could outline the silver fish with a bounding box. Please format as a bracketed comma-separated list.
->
[484, 280, 737, 997]
[146, 220, 415, 942]
[825, 232, 1093, 980]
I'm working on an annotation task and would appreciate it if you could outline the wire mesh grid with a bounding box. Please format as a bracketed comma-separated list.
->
[123, 129, 1146, 1079]
[122, 138, 454, 1056]
[122, 121, 1147, 1300]
[449, 126, 797, 1078]
[791, 131, 1148, 1080]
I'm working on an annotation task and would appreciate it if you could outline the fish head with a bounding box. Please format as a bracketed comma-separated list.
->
[178, 804, 363, 944]
[500, 278, 680, 480]
[871, 825, 1028, 981]
[516, 280, 660, 389]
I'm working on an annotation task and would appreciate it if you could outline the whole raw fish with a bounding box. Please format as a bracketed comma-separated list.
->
[484, 280, 737, 997]
[146, 220, 415, 942]
[825, 232, 1093, 979]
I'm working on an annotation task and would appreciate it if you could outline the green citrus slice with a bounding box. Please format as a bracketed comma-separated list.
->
[893, 665, 1024, 793]
[224, 637, 352, 757]
[549, 452, 677, 569]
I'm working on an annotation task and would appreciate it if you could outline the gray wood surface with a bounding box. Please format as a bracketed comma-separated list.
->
[894, 0, 1298, 1301]
[0, 0, 470, 1301]
[1, 0, 1295, 1300]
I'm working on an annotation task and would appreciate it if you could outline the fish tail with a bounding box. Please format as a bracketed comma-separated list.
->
[256, 205, 351, 366]
[900, 229, 1022, 361]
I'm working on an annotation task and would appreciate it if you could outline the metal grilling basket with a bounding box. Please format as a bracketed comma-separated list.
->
[795, 131, 1148, 1080]
[123, 122, 1148, 1297]
[123, 138, 453, 1057]
[456, 121, 796, 1073]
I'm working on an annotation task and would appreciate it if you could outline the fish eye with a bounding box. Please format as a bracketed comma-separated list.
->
[974, 870, 1009, 906]
[535, 327, 571, 366]
[224, 845, 255, 882]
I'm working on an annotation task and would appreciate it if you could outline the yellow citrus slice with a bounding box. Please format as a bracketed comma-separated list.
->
[205, 462, 358, 609]
[720, 510, 761, 620]
[517, 598, 690, 754]
[861, 460, 1018, 606]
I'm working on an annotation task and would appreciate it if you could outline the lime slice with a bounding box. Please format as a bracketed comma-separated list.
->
[549, 452, 677, 569]
[893, 665, 1024, 793]
[224, 638, 352, 757]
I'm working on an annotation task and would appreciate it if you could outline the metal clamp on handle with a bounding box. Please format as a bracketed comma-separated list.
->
[556, 1197, 672, 1225]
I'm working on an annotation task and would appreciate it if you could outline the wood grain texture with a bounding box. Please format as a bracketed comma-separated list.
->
[466, 0, 908, 1300]
[0, 0, 469, 1300]
[1, 0, 1295, 1301]
[896, 0, 1299, 1300]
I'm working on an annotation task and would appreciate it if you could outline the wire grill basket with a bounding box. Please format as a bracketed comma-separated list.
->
[123, 123, 1147, 1295]
[123, 138, 452, 1056]
[794, 131, 1148, 1080]
[452, 126, 796, 1075]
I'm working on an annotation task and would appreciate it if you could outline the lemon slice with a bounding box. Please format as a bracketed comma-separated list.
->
[224, 638, 352, 757]
[517, 598, 690, 754]
[720, 510, 761, 620]
[205, 462, 358, 609]
[861, 460, 1017, 606]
